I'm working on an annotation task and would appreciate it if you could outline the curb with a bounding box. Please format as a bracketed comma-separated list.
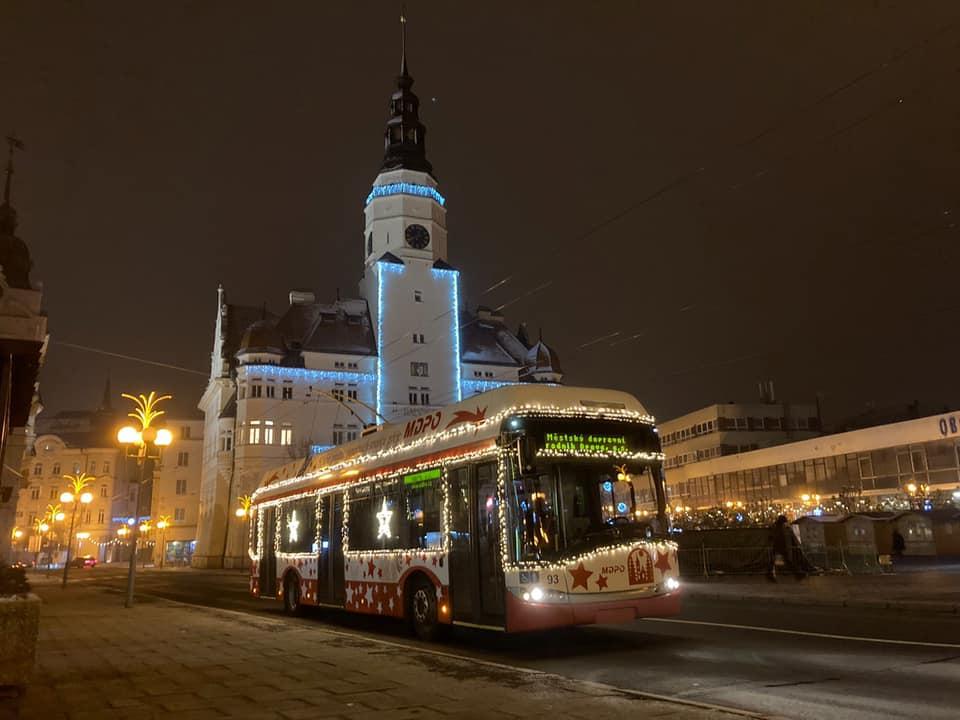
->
[683, 589, 959, 614]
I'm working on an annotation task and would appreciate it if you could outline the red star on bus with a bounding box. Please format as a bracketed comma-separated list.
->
[595, 574, 608, 590]
[654, 550, 672, 573]
[568, 562, 593, 590]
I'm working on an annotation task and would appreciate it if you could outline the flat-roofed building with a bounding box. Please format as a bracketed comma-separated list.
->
[665, 410, 960, 509]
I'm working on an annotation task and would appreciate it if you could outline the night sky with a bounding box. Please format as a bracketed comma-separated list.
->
[2, 1, 959, 424]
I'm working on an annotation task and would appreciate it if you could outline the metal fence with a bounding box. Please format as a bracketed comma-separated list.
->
[677, 545, 884, 577]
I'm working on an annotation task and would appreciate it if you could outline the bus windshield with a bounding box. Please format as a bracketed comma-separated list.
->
[506, 457, 666, 564]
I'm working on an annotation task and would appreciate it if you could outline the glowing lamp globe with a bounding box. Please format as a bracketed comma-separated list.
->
[55, 512, 65, 522]
[39, 522, 50, 532]
[139, 523, 150, 533]
[13, 529, 23, 539]
[60, 491, 74, 503]
[235, 508, 246, 517]
[155, 428, 173, 446]
[76, 532, 90, 539]
[156, 520, 167, 530]
[117, 426, 140, 445]
[80, 492, 94, 504]
[117, 526, 128, 537]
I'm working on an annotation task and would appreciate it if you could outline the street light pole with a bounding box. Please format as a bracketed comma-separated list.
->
[117, 391, 173, 609]
[60, 473, 94, 589]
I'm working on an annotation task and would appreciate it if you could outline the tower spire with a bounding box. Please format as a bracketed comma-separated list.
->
[400, 6, 408, 76]
[380, 10, 433, 175]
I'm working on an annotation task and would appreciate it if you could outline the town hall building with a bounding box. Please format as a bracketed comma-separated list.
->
[193, 30, 561, 569]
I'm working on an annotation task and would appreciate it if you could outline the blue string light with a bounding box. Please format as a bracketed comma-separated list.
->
[432, 267, 462, 404]
[365, 182, 446, 207]
[310, 444, 334, 455]
[241, 364, 375, 385]
[461, 378, 519, 394]
[376, 262, 406, 420]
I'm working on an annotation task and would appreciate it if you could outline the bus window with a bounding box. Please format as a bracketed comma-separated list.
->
[278, 496, 319, 554]
[507, 459, 561, 562]
[403, 481, 442, 549]
[348, 481, 402, 551]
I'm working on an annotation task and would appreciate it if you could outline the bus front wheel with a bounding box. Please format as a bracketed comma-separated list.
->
[283, 574, 302, 615]
[409, 576, 441, 641]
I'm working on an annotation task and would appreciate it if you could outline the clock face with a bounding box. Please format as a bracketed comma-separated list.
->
[405, 224, 430, 250]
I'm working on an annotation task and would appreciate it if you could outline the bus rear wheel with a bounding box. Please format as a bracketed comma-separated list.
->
[409, 577, 441, 641]
[283, 574, 302, 615]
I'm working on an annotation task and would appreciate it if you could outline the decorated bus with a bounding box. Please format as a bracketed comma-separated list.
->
[247, 384, 679, 638]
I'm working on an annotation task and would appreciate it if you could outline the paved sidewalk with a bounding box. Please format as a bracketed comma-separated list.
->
[6, 584, 748, 720]
[683, 568, 960, 613]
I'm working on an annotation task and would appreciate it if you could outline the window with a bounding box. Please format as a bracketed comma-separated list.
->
[332, 427, 345, 445]
[367, 232, 373, 255]
[410, 361, 429, 377]
[248, 420, 261, 445]
[280, 425, 293, 446]
[100, 485, 108, 498]
[50, 487, 58, 499]
[174, 508, 185, 522]
[73, 462, 80, 474]
[239, 386, 246, 400]
[33, 464, 41, 476]
[331, 387, 345, 402]
[103, 461, 110, 474]
[412, 333, 425, 344]
[335, 361, 345, 369]
[473, 371, 481, 378]
[348, 362, 358, 369]
[250, 384, 262, 398]
[89, 461, 96, 473]
[408, 388, 419, 405]
[264, 420, 274, 445]
[266, 384, 276, 399]
[279, 498, 318, 554]
[181, 426, 192, 439]
[30, 486, 39, 500]
[420, 388, 430, 406]
[484, 371, 494, 378]
[52, 462, 60, 476]
[175, 478, 188, 495]
[97, 509, 105, 524]
[414, 290, 422, 302]
[282, 386, 293, 400]
[347, 428, 358, 442]
[347, 387, 358, 400]
[177, 451, 189, 467]
[858, 455, 875, 479]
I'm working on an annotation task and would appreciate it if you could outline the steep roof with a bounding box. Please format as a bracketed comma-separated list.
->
[459, 309, 527, 366]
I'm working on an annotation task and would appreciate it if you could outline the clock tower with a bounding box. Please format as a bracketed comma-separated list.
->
[360, 15, 461, 422]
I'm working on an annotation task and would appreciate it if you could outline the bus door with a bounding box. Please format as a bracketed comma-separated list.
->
[316, 495, 330, 603]
[476, 462, 505, 621]
[259, 506, 277, 597]
[330, 492, 345, 605]
[447, 466, 474, 620]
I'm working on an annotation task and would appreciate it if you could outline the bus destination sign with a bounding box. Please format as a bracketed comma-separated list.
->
[542, 432, 629, 455]
[403, 467, 442, 488]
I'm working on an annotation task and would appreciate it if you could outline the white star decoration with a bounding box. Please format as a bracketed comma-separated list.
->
[287, 510, 300, 543]
[376, 497, 393, 539]
[365, 585, 374, 605]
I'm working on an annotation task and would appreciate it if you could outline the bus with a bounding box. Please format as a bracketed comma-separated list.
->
[247, 384, 679, 638]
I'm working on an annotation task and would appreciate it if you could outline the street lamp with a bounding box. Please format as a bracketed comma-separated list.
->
[155, 515, 171, 568]
[116, 391, 173, 608]
[235, 496, 252, 572]
[60, 473, 95, 588]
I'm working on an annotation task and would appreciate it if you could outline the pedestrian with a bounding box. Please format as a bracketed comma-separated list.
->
[892, 528, 906, 559]
[767, 515, 811, 581]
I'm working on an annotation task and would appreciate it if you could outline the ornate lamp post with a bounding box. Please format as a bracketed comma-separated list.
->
[60, 473, 94, 588]
[116, 391, 173, 608]
[155, 515, 171, 568]
[235, 496, 252, 571]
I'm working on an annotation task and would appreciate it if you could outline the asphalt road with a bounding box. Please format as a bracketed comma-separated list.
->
[58, 566, 960, 720]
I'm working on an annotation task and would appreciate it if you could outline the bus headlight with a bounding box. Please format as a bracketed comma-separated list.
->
[530, 586, 544, 602]
[665, 577, 680, 591]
